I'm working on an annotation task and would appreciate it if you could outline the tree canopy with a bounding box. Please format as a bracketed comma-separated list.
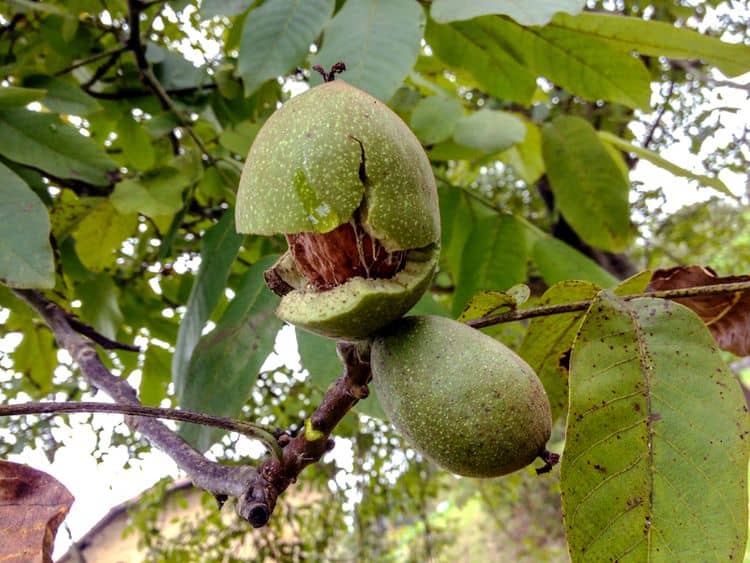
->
[0, 0, 749, 561]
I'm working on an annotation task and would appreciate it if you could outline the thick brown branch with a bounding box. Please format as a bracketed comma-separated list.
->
[14, 290, 257, 506]
[0, 401, 281, 458]
[236, 341, 372, 528]
[467, 281, 750, 329]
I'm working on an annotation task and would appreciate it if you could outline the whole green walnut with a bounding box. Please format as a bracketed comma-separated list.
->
[371, 315, 552, 477]
[236, 79, 440, 339]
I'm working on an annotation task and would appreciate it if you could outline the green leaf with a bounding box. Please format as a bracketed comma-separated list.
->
[542, 116, 632, 252]
[50, 193, 101, 241]
[196, 166, 233, 204]
[500, 120, 545, 184]
[23, 75, 101, 116]
[0, 86, 47, 109]
[431, 0, 584, 26]
[296, 328, 339, 389]
[552, 12, 750, 77]
[297, 328, 387, 420]
[76, 273, 123, 340]
[201, 0, 254, 18]
[518, 280, 600, 422]
[180, 256, 281, 452]
[615, 270, 652, 296]
[472, 17, 650, 109]
[425, 19, 536, 104]
[111, 169, 188, 220]
[173, 211, 244, 403]
[0, 109, 117, 186]
[140, 345, 172, 407]
[598, 130, 735, 198]
[437, 185, 474, 279]
[533, 236, 618, 288]
[238, 0, 335, 96]
[452, 214, 528, 316]
[457, 286, 529, 322]
[0, 161, 54, 289]
[148, 47, 209, 90]
[5, 0, 65, 15]
[12, 323, 56, 394]
[409, 291, 450, 317]
[563, 293, 748, 560]
[116, 114, 156, 170]
[73, 199, 137, 272]
[218, 120, 261, 156]
[409, 96, 464, 145]
[315, 0, 425, 101]
[428, 140, 485, 162]
[453, 109, 526, 153]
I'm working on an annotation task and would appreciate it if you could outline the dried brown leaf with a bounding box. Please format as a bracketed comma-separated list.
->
[0, 460, 74, 563]
[648, 265, 750, 356]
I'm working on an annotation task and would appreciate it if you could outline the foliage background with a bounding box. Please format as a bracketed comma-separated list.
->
[0, 0, 748, 560]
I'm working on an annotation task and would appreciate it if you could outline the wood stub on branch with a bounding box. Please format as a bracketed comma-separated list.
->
[237, 341, 372, 527]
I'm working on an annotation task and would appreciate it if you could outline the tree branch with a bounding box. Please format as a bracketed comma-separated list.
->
[65, 316, 140, 352]
[13, 289, 258, 508]
[84, 83, 218, 100]
[54, 46, 128, 77]
[12, 288, 373, 528]
[0, 401, 281, 458]
[466, 280, 750, 329]
[125, 0, 217, 165]
[642, 79, 675, 149]
[236, 342, 373, 528]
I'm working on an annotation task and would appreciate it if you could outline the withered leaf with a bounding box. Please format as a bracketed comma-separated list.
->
[0, 460, 74, 563]
[648, 265, 750, 356]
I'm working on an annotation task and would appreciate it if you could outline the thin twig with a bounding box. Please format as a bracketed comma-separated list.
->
[81, 49, 126, 90]
[54, 46, 128, 77]
[671, 59, 750, 92]
[125, 0, 218, 165]
[467, 281, 750, 329]
[85, 83, 218, 100]
[0, 401, 281, 458]
[66, 316, 140, 352]
[642, 80, 675, 149]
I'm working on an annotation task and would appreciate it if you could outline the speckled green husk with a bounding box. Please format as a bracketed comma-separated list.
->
[236, 80, 441, 339]
[371, 316, 552, 478]
[274, 246, 438, 340]
[236, 80, 440, 251]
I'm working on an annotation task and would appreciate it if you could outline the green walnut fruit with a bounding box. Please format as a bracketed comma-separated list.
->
[371, 316, 552, 478]
[236, 79, 440, 339]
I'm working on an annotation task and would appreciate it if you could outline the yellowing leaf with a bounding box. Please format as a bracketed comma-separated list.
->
[73, 199, 137, 272]
[563, 292, 748, 560]
[552, 12, 750, 77]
